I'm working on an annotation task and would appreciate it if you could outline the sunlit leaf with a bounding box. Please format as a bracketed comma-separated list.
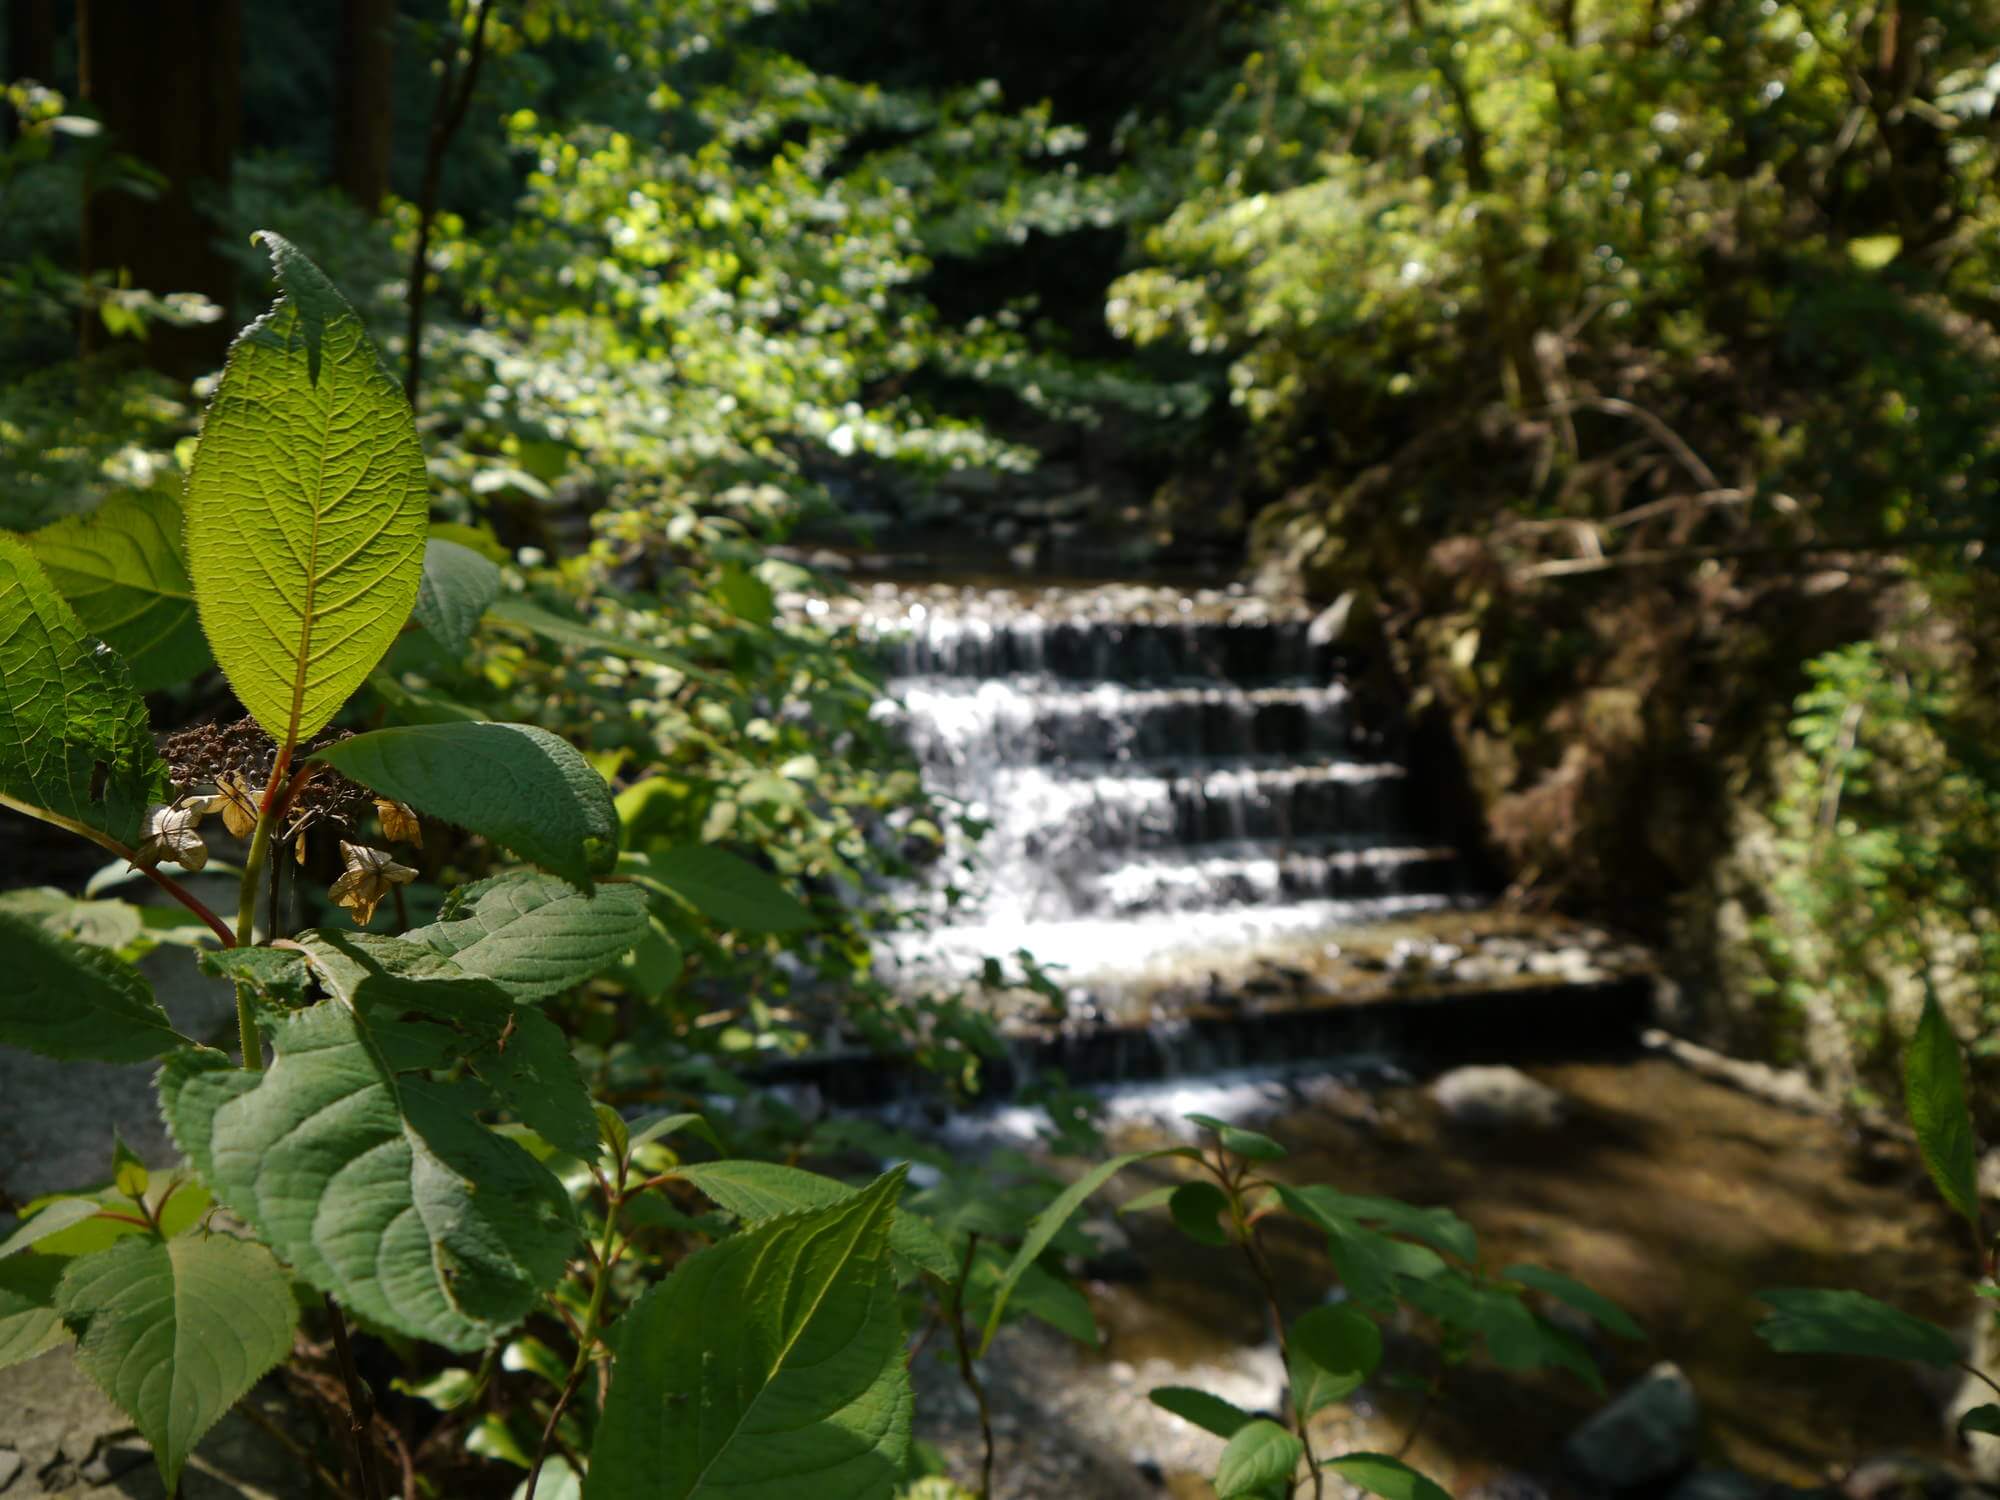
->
[27, 489, 209, 690]
[183, 231, 428, 747]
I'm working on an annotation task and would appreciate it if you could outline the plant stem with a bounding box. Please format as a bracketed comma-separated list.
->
[1226, 1161, 1324, 1500]
[525, 1160, 626, 1499]
[0, 791, 235, 945]
[947, 1233, 997, 1500]
[325, 1294, 387, 1500]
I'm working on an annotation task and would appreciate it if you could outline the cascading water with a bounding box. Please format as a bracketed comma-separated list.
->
[843, 581, 1475, 998]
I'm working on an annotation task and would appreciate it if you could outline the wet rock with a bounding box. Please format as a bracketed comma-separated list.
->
[78, 1438, 150, 1484]
[1562, 1361, 1699, 1493]
[0, 1450, 21, 1492]
[1432, 1065, 1568, 1133]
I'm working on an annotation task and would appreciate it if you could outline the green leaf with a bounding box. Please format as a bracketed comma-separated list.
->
[0, 1198, 103, 1257]
[487, 596, 718, 683]
[0, 886, 145, 949]
[1962, 1405, 2000, 1437]
[629, 1111, 723, 1153]
[628, 845, 813, 934]
[1505, 1264, 1644, 1340]
[1289, 1303, 1382, 1417]
[413, 537, 504, 653]
[964, 1252, 1098, 1345]
[675, 1160, 956, 1283]
[1185, 1113, 1287, 1162]
[1214, 1419, 1303, 1498]
[0, 909, 183, 1061]
[717, 564, 775, 625]
[1148, 1385, 1253, 1439]
[1907, 986, 1981, 1234]
[1754, 1287, 1960, 1367]
[314, 722, 618, 887]
[158, 991, 577, 1351]
[27, 489, 210, 690]
[586, 1170, 912, 1500]
[1278, 1184, 1476, 1263]
[978, 1152, 1154, 1355]
[0, 534, 168, 846]
[56, 1233, 298, 1494]
[1169, 1181, 1231, 1246]
[1325, 1454, 1452, 1500]
[199, 946, 313, 1008]
[403, 872, 651, 1001]
[1275, 1186, 1446, 1307]
[1118, 1185, 1178, 1216]
[183, 230, 428, 748]
[0, 1254, 67, 1369]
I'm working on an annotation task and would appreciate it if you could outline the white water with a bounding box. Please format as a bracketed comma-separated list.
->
[858, 585, 1468, 991]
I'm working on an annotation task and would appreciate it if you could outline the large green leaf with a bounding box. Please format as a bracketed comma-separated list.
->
[56, 1234, 298, 1494]
[1278, 1184, 1476, 1264]
[413, 537, 504, 654]
[1325, 1454, 1452, 1500]
[404, 872, 651, 1002]
[1289, 1303, 1382, 1417]
[1907, 987, 1981, 1235]
[0, 909, 183, 1062]
[675, 1160, 957, 1283]
[314, 721, 617, 887]
[0, 534, 167, 845]
[628, 845, 813, 934]
[183, 231, 428, 748]
[0, 1254, 67, 1370]
[1754, 1287, 1960, 1367]
[978, 1152, 1155, 1354]
[1148, 1385, 1253, 1439]
[587, 1170, 912, 1500]
[158, 986, 577, 1351]
[1213, 1419, 1302, 1498]
[28, 489, 210, 690]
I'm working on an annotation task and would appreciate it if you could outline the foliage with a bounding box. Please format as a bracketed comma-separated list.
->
[1746, 638, 2000, 1109]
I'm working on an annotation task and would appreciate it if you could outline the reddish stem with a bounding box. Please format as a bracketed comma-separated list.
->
[138, 864, 237, 947]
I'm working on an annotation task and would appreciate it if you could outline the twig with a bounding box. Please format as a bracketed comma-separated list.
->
[948, 1233, 997, 1500]
[325, 1295, 388, 1500]
[1521, 527, 1990, 579]
[1536, 395, 1721, 492]
[404, 0, 497, 410]
[525, 1153, 626, 1498]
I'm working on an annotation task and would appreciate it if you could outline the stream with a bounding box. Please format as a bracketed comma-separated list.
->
[828, 577, 1978, 1497]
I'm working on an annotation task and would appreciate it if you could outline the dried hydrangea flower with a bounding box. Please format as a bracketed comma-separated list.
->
[329, 841, 417, 926]
[209, 773, 263, 840]
[132, 799, 209, 872]
[375, 798, 422, 847]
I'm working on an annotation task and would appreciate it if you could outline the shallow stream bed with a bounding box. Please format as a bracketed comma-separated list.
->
[920, 1054, 1974, 1496]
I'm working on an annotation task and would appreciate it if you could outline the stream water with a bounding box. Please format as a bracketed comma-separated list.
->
[819, 577, 1977, 1496]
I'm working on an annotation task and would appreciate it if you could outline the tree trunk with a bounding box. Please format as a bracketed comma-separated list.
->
[334, 0, 396, 213]
[77, 0, 242, 376]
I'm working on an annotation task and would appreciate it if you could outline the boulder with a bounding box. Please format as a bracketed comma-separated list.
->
[1562, 1361, 1699, 1493]
[1432, 1065, 1568, 1133]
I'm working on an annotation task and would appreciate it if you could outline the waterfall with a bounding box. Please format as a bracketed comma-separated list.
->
[846, 582, 1475, 997]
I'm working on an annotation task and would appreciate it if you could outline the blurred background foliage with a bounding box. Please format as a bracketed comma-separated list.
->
[3, 0, 1999, 1117]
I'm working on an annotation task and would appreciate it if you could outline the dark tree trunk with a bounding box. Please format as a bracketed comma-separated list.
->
[334, 0, 396, 213]
[2, 0, 59, 146]
[77, 0, 242, 376]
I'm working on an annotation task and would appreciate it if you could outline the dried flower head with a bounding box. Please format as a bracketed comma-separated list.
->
[132, 799, 209, 872]
[375, 798, 422, 847]
[209, 773, 263, 840]
[329, 841, 417, 926]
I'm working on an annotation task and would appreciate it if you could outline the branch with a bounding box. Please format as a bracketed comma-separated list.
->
[1520, 528, 1989, 579]
[0, 791, 237, 946]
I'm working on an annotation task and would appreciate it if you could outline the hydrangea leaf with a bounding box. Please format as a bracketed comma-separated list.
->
[313, 721, 617, 887]
[27, 489, 210, 691]
[403, 872, 651, 1002]
[183, 231, 428, 748]
[56, 1234, 297, 1494]
[0, 534, 167, 846]
[157, 987, 577, 1351]
[0, 909, 184, 1062]
[675, 1160, 957, 1283]
[586, 1170, 911, 1500]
